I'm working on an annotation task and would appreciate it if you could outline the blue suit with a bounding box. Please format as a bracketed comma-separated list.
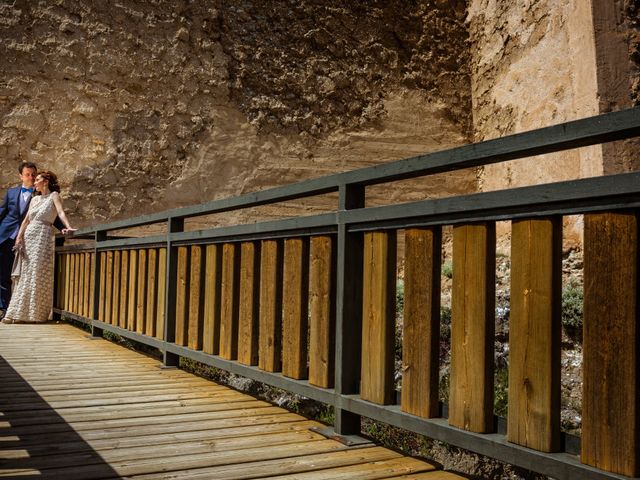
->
[0, 186, 63, 310]
[0, 186, 31, 309]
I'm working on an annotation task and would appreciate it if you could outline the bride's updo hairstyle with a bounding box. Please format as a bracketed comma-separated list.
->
[36, 170, 61, 195]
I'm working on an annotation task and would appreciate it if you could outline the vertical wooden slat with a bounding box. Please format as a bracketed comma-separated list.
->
[119, 250, 129, 329]
[77, 253, 85, 315]
[259, 239, 283, 372]
[98, 252, 106, 321]
[282, 238, 310, 379]
[238, 241, 260, 365]
[203, 244, 222, 355]
[105, 251, 114, 324]
[53, 254, 59, 309]
[145, 249, 157, 337]
[76, 252, 87, 316]
[127, 250, 138, 331]
[112, 251, 121, 326]
[508, 218, 561, 452]
[77, 253, 83, 314]
[88, 253, 95, 319]
[84, 252, 91, 317]
[309, 235, 335, 388]
[136, 249, 147, 334]
[449, 223, 496, 433]
[507, 218, 562, 452]
[583, 212, 639, 476]
[188, 245, 204, 350]
[175, 246, 189, 347]
[60, 254, 66, 310]
[156, 248, 167, 340]
[84, 253, 90, 315]
[69, 253, 76, 313]
[401, 227, 442, 418]
[80, 253, 86, 315]
[220, 243, 240, 360]
[64, 254, 71, 311]
[361, 231, 397, 405]
[56, 254, 64, 309]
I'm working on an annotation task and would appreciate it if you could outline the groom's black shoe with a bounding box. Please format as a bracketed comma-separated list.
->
[0, 309, 5, 320]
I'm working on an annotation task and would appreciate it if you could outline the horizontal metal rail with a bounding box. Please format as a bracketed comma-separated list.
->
[70, 170, 640, 250]
[72, 107, 640, 235]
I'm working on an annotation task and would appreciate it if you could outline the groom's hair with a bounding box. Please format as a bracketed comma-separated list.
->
[19, 162, 37, 173]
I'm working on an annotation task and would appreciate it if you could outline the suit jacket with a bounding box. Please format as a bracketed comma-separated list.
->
[0, 186, 64, 245]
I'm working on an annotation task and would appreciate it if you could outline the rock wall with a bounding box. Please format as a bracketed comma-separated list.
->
[2, 1, 638, 232]
[0, 0, 473, 228]
[630, 0, 640, 105]
[594, 0, 640, 175]
[468, 0, 640, 184]
[467, 0, 640, 246]
[468, 0, 602, 189]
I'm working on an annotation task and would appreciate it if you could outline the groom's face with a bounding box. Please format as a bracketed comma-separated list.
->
[19, 167, 36, 188]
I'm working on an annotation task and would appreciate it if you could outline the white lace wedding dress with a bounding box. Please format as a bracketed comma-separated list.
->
[5, 192, 58, 323]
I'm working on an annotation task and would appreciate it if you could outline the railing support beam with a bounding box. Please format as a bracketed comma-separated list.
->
[334, 184, 364, 435]
[90, 231, 107, 339]
[163, 217, 184, 368]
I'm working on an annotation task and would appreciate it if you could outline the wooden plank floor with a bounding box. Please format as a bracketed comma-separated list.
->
[0, 323, 465, 479]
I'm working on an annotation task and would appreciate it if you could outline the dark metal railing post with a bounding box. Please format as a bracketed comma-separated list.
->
[163, 217, 184, 367]
[90, 230, 107, 338]
[334, 183, 365, 435]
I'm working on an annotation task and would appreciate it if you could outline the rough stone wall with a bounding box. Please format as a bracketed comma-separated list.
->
[629, 0, 640, 105]
[468, 0, 640, 245]
[0, 0, 473, 227]
[468, 0, 640, 185]
[1, 0, 227, 221]
[468, 0, 602, 191]
[594, 0, 640, 175]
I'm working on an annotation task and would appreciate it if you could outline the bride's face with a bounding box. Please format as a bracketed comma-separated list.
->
[34, 176, 48, 193]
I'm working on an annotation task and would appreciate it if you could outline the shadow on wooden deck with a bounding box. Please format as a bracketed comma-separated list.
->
[0, 354, 120, 478]
[0, 324, 466, 479]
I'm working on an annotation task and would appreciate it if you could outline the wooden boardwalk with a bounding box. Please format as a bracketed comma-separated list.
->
[0, 323, 464, 480]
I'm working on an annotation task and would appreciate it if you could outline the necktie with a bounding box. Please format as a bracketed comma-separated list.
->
[19, 188, 31, 214]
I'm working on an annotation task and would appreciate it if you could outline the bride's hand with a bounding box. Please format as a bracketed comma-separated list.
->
[62, 227, 77, 235]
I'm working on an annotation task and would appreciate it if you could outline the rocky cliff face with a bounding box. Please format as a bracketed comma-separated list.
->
[630, 0, 640, 105]
[467, 0, 640, 246]
[469, 0, 640, 190]
[2, 1, 638, 230]
[467, 0, 601, 188]
[0, 0, 472, 227]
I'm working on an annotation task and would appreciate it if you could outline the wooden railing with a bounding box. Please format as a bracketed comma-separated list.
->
[54, 107, 640, 480]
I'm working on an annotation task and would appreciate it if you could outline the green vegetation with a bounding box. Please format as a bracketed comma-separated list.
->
[438, 372, 450, 404]
[494, 367, 509, 417]
[442, 262, 453, 279]
[562, 282, 583, 343]
[440, 306, 452, 342]
[396, 279, 405, 313]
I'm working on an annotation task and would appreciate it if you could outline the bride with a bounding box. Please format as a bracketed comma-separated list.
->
[2, 171, 75, 324]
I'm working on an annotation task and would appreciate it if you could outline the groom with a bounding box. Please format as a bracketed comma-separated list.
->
[0, 162, 63, 319]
